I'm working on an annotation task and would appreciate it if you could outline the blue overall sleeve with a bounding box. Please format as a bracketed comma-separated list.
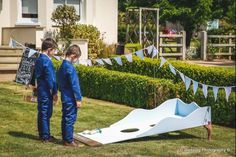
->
[68, 67, 82, 101]
[44, 60, 57, 95]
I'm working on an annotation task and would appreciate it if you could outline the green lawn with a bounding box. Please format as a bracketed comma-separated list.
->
[0, 82, 235, 157]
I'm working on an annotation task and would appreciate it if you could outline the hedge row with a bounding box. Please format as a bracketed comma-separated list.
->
[104, 56, 235, 86]
[54, 61, 235, 126]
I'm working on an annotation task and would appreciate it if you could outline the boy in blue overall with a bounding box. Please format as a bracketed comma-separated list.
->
[35, 38, 58, 142]
[58, 45, 82, 147]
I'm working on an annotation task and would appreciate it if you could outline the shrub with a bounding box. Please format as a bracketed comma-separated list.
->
[53, 60, 235, 126]
[104, 56, 235, 86]
[72, 24, 105, 59]
[125, 43, 142, 52]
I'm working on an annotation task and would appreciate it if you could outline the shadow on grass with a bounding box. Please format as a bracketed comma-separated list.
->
[8, 131, 62, 145]
[118, 131, 202, 144]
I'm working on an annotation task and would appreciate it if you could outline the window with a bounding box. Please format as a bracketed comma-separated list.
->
[54, 0, 81, 17]
[16, 0, 38, 25]
[22, 0, 38, 18]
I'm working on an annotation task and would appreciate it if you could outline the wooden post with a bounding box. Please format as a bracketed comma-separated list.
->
[204, 122, 212, 141]
[229, 33, 232, 60]
[159, 32, 162, 57]
[201, 31, 207, 60]
[181, 31, 186, 60]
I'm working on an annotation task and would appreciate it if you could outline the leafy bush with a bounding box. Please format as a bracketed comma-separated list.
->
[53, 60, 235, 126]
[104, 56, 235, 86]
[72, 24, 105, 59]
[125, 43, 142, 52]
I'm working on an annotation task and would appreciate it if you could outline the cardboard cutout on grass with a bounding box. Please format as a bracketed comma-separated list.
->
[74, 98, 212, 146]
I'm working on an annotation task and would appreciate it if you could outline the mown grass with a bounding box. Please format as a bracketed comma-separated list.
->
[0, 82, 235, 157]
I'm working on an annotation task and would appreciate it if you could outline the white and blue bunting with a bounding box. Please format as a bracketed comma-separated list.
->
[114, 57, 123, 66]
[103, 58, 112, 65]
[11, 37, 235, 102]
[125, 53, 133, 62]
[135, 50, 144, 60]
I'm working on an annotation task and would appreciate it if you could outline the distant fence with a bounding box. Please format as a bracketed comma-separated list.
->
[158, 31, 186, 60]
[201, 31, 235, 60]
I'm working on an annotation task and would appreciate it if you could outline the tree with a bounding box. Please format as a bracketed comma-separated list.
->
[51, 4, 80, 46]
[154, 0, 212, 48]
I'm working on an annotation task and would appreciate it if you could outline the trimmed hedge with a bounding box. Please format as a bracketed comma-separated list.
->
[54, 60, 176, 108]
[104, 56, 235, 86]
[54, 60, 235, 126]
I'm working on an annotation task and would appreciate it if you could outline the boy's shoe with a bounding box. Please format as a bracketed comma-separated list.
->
[63, 141, 83, 148]
[42, 136, 57, 143]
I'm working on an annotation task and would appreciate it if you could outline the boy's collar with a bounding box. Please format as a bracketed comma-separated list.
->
[42, 52, 52, 60]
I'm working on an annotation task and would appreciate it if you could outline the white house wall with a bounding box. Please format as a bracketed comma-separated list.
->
[0, 0, 118, 45]
[85, 0, 118, 44]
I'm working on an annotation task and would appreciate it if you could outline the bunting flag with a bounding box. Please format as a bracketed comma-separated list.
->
[212, 86, 219, 101]
[185, 76, 191, 91]
[135, 50, 144, 60]
[224, 87, 232, 102]
[87, 59, 92, 66]
[96, 59, 104, 65]
[202, 84, 208, 98]
[9, 38, 17, 48]
[125, 53, 133, 62]
[192, 80, 198, 95]
[179, 72, 185, 83]
[159, 57, 166, 68]
[8, 39, 236, 102]
[114, 57, 123, 66]
[53, 55, 61, 61]
[169, 64, 176, 75]
[103, 58, 112, 65]
[152, 48, 158, 58]
[28, 49, 38, 58]
[147, 45, 154, 55]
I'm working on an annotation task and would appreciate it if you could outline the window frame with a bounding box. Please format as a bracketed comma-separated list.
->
[16, 0, 39, 25]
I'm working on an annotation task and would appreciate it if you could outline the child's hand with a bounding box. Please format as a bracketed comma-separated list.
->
[76, 101, 82, 108]
[53, 94, 58, 102]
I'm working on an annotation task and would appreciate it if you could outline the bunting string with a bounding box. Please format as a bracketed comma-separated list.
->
[10, 38, 235, 101]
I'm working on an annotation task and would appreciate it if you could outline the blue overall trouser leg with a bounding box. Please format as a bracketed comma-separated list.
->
[62, 102, 77, 143]
[37, 97, 53, 140]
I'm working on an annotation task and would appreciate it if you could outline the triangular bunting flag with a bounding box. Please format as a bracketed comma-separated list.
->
[135, 50, 144, 60]
[212, 86, 219, 101]
[159, 57, 166, 68]
[152, 48, 158, 58]
[179, 72, 185, 83]
[192, 80, 198, 95]
[53, 55, 61, 61]
[75, 59, 81, 65]
[224, 87, 232, 102]
[169, 64, 176, 75]
[9, 38, 17, 48]
[87, 59, 92, 66]
[96, 59, 104, 65]
[147, 45, 154, 55]
[28, 49, 38, 58]
[103, 58, 112, 65]
[202, 84, 208, 98]
[125, 53, 133, 62]
[185, 76, 191, 91]
[114, 57, 123, 66]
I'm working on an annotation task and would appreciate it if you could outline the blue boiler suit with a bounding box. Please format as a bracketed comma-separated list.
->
[35, 53, 57, 140]
[58, 60, 82, 143]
